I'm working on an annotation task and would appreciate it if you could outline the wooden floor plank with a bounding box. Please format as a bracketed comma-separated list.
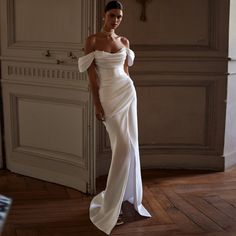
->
[182, 194, 235, 230]
[143, 186, 172, 224]
[112, 223, 180, 235]
[16, 228, 39, 236]
[161, 187, 224, 232]
[173, 181, 236, 194]
[0, 225, 16, 236]
[0, 191, 69, 203]
[1, 166, 236, 236]
[203, 195, 236, 220]
[150, 187, 203, 234]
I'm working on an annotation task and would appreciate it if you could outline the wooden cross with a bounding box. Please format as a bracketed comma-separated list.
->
[136, 0, 152, 21]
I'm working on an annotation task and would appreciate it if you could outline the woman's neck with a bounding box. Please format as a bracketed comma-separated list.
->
[100, 26, 117, 41]
[101, 26, 115, 35]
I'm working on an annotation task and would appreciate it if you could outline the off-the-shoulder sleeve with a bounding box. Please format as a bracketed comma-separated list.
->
[78, 52, 95, 72]
[126, 48, 135, 66]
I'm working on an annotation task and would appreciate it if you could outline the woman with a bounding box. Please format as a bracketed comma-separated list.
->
[78, 1, 151, 234]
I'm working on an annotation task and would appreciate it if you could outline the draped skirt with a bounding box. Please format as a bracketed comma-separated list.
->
[89, 78, 151, 235]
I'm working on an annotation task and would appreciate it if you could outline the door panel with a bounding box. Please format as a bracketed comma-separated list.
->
[2, 81, 91, 192]
[0, 0, 97, 193]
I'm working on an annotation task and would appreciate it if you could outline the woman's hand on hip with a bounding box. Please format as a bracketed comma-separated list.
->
[95, 104, 105, 121]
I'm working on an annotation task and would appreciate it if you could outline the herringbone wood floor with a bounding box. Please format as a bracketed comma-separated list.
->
[1, 165, 236, 236]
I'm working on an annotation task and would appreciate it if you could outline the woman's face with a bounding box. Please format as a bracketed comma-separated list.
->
[104, 9, 123, 30]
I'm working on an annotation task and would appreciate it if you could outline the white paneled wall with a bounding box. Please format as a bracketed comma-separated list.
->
[97, 0, 230, 176]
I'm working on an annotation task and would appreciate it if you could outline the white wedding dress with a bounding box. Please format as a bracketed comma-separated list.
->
[78, 47, 151, 235]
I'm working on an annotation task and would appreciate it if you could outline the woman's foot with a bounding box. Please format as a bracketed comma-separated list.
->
[116, 216, 124, 226]
[119, 209, 123, 215]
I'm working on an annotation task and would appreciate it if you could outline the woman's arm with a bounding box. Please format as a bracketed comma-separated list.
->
[121, 37, 130, 76]
[84, 35, 105, 121]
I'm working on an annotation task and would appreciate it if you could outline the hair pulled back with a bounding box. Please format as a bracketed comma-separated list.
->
[104, 1, 123, 13]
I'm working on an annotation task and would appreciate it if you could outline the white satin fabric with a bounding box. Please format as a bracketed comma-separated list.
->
[78, 47, 151, 235]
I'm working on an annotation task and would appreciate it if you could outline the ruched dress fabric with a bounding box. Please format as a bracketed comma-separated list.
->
[78, 47, 151, 235]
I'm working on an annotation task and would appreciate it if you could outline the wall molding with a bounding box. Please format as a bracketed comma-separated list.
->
[6, 65, 85, 81]
[132, 0, 218, 51]
[1, 61, 89, 90]
[9, 93, 89, 169]
[0, 0, 96, 58]
[4, 0, 86, 49]
[98, 74, 225, 156]
[113, 0, 229, 59]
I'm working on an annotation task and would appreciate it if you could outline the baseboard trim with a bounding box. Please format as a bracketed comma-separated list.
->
[224, 152, 236, 169]
[97, 154, 225, 177]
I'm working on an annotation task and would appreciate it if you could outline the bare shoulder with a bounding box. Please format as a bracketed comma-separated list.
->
[120, 36, 130, 48]
[84, 34, 97, 53]
[86, 34, 97, 43]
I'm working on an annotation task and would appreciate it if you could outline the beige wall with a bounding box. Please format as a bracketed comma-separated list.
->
[97, 0, 230, 176]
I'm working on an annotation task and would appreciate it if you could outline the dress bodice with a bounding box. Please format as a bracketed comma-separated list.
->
[78, 47, 135, 89]
[78, 47, 135, 73]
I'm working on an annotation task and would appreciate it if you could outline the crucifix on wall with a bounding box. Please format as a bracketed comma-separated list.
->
[136, 0, 152, 22]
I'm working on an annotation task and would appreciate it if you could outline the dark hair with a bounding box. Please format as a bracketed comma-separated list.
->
[104, 1, 123, 13]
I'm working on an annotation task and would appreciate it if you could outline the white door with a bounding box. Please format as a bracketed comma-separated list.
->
[0, 0, 97, 194]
